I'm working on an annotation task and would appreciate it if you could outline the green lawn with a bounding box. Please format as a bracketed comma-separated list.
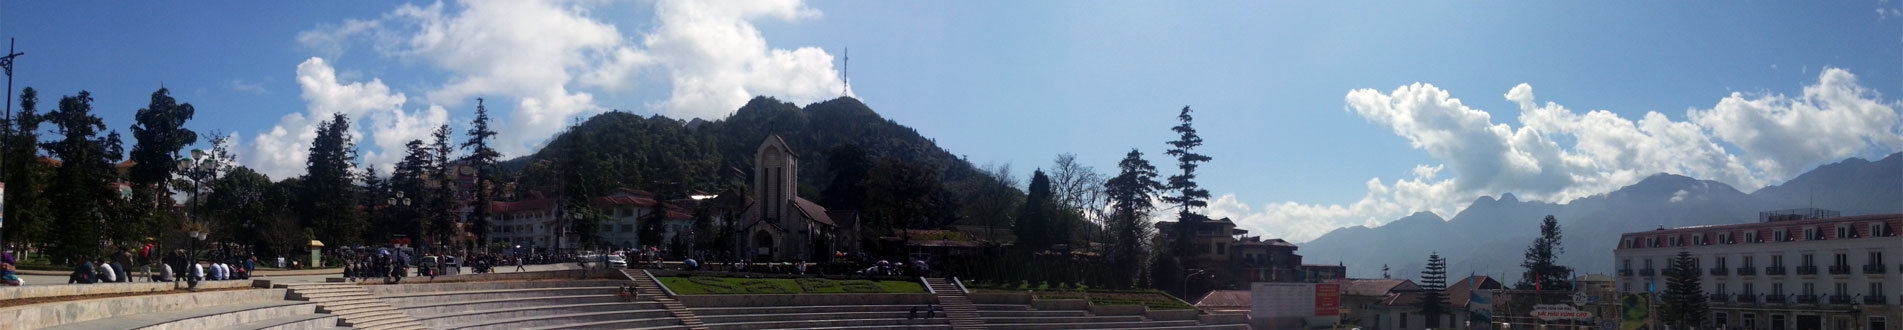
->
[658, 276, 927, 295]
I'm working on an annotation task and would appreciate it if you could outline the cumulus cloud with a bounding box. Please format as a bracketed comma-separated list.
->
[277, 0, 846, 164]
[1227, 68, 1902, 243]
[245, 57, 447, 180]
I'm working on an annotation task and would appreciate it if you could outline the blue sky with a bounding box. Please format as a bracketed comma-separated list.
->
[4, 1, 1902, 242]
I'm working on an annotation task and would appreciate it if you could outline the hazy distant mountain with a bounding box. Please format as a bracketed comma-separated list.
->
[1300, 153, 1903, 281]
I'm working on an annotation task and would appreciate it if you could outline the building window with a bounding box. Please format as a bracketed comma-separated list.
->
[1716, 256, 1728, 269]
[1802, 254, 1815, 267]
[1873, 251, 1886, 266]
[1805, 227, 1819, 240]
[1773, 283, 1784, 295]
[1743, 313, 1756, 329]
[1870, 317, 1887, 330]
[1875, 223, 1894, 237]
[1720, 233, 1732, 244]
[1839, 225, 1852, 238]
[1836, 253, 1850, 267]
[1745, 231, 1759, 243]
[1718, 283, 1728, 294]
[1872, 282, 1885, 296]
[1715, 312, 1729, 327]
[1837, 283, 1849, 296]
[1743, 256, 1755, 268]
[1624, 282, 1631, 292]
[1215, 243, 1227, 255]
[1773, 255, 1784, 267]
[620, 224, 633, 233]
[1744, 283, 1754, 295]
[1645, 259, 1653, 270]
[1625, 239, 1636, 248]
[1400, 312, 1408, 328]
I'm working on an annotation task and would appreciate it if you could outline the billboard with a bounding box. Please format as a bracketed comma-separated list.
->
[1251, 282, 1315, 320]
[1314, 283, 1340, 316]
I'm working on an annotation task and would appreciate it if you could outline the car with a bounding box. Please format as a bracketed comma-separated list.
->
[606, 255, 628, 268]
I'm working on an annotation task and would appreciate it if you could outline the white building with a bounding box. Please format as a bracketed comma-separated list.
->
[487, 189, 698, 252]
[1616, 209, 1901, 330]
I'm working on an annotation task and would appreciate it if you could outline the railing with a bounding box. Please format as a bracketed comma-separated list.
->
[1639, 268, 1656, 276]
[1866, 264, 1888, 274]
[1766, 266, 1787, 275]
[1619, 268, 1634, 277]
[1796, 265, 1818, 275]
[1829, 265, 1852, 275]
[1709, 293, 1730, 303]
[1796, 294, 1818, 304]
[1737, 267, 1757, 276]
[1830, 295, 1854, 305]
[1709, 267, 1729, 276]
[1867, 295, 1889, 305]
[1765, 295, 1788, 304]
[1735, 294, 1758, 303]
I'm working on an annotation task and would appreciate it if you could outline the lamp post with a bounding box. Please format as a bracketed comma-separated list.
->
[179, 149, 216, 261]
[1183, 268, 1207, 301]
[386, 190, 411, 250]
[187, 228, 206, 291]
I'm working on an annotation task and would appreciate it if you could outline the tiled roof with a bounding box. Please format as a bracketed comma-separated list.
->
[1328, 278, 1418, 297]
[1619, 213, 1903, 249]
[791, 197, 834, 226]
[1194, 290, 1253, 308]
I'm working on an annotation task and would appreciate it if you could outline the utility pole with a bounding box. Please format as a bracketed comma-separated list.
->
[0, 38, 25, 253]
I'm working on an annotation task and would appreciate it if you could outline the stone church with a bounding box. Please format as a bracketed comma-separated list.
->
[739, 135, 837, 262]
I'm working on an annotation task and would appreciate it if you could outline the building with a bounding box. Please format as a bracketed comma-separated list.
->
[1326, 278, 1422, 328]
[1157, 218, 1334, 287]
[737, 135, 837, 262]
[1372, 275, 1502, 330]
[1615, 209, 1902, 330]
[486, 188, 698, 252]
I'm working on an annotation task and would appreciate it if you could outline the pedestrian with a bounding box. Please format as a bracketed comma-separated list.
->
[156, 263, 173, 282]
[1, 261, 21, 286]
[515, 257, 526, 272]
[188, 260, 204, 291]
[97, 259, 118, 283]
[70, 260, 96, 284]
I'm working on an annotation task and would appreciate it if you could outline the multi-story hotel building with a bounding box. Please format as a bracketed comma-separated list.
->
[1616, 209, 1902, 330]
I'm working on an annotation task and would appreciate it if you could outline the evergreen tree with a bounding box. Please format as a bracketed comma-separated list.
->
[1104, 149, 1160, 289]
[2, 88, 49, 246]
[300, 113, 366, 247]
[1416, 252, 1450, 328]
[427, 125, 458, 248]
[391, 139, 432, 245]
[462, 99, 501, 247]
[126, 87, 197, 252]
[1161, 106, 1212, 265]
[41, 91, 126, 262]
[1661, 251, 1709, 328]
[1516, 215, 1575, 291]
[1015, 170, 1053, 250]
[820, 143, 870, 210]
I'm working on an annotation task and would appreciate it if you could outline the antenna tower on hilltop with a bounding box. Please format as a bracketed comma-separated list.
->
[841, 48, 851, 97]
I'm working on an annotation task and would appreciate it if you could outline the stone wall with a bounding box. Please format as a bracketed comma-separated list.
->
[678, 293, 939, 308]
[0, 288, 285, 330]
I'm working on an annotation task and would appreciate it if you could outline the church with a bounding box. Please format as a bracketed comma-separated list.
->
[737, 135, 838, 262]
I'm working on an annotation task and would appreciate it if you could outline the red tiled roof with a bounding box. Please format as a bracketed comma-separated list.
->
[1446, 275, 1502, 306]
[1328, 278, 1419, 297]
[791, 197, 834, 226]
[1194, 290, 1252, 308]
[1618, 213, 1903, 250]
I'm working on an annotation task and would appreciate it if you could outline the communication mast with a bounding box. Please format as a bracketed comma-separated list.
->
[840, 48, 851, 97]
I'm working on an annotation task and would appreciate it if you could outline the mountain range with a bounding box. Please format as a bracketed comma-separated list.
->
[1299, 153, 1903, 281]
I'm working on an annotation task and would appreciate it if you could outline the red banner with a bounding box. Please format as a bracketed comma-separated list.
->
[1314, 283, 1340, 316]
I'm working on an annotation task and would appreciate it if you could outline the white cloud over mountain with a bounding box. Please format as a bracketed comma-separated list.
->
[1219, 68, 1903, 243]
[245, 0, 845, 179]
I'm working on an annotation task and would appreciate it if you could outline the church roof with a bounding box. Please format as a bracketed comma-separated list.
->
[758, 134, 798, 159]
[791, 197, 834, 226]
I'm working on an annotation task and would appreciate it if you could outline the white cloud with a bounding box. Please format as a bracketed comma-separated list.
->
[1227, 68, 1902, 243]
[230, 79, 267, 94]
[244, 57, 446, 180]
[284, 0, 846, 160]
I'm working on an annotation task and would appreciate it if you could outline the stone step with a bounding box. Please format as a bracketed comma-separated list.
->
[416, 302, 671, 328]
[383, 287, 622, 307]
[704, 317, 951, 330]
[980, 310, 1089, 317]
[40, 301, 317, 330]
[699, 311, 937, 324]
[690, 304, 925, 316]
[206, 313, 338, 330]
[400, 294, 643, 315]
[988, 320, 1202, 330]
[444, 310, 673, 330]
[983, 315, 1147, 324]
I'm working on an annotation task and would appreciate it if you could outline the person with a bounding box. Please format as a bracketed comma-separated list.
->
[1, 252, 20, 286]
[97, 259, 117, 283]
[189, 261, 204, 291]
[155, 263, 174, 282]
[71, 260, 96, 284]
[344, 261, 356, 282]
[515, 257, 526, 272]
[244, 256, 257, 277]
[684, 258, 699, 271]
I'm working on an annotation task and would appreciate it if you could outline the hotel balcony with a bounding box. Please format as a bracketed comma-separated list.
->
[1708, 293, 1729, 303]
[1830, 295, 1854, 305]
[1765, 266, 1787, 276]
[1709, 267, 1728, 276]
[1829, 265, 1852, 275]
[1618, 268, 1633, 277]
[1735, 294, 1758, 303]
[1736, 267, 1757, 276]
[1796, 294, 1819, 304]
[1867, 264, 1888, 274]
[1639, 268, 1656, 276]
[1868, 295, 1889, 305]
[1765, 295, 1787, 304]
[1796, 265, 1818, 275]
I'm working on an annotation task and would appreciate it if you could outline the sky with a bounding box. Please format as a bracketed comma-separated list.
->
[4, 1, 1903, 243]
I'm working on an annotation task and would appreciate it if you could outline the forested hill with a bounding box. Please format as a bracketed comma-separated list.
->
[504, 96, 1017, 228]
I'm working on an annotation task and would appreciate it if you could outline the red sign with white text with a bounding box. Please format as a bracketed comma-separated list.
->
[1314, 283, 1340, 316]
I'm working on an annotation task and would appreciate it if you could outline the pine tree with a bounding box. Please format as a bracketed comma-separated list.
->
[1417, 252, 1450, 328]
[301, 113, 366, 247]
[2, 88, 49, 246]
[1661, 251, 1708, 328]
[1517, 215, 1574, 291]
[1161, 106, 1212, 265]
[427, 125, 458, 248]
[1104, 149, 1160, 289]
[461, 99, 501, 247]
[1015, 170, 1053, 250]
[41, 91, 126, 262]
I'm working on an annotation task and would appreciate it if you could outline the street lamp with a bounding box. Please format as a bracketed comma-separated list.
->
[1183, 268, 1207, 301]
[187, 227, 207, 291]
[387, 191, 411, 250]
[179, 149, 216, 260]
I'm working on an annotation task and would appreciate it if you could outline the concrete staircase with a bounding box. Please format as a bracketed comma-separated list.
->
[281, 283, 427, 330]
[924, 277, 987, 330]
[627, 269, 709, 330]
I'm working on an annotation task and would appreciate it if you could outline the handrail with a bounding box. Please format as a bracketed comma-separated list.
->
[644, 269, 680, 298]
[921, 276, 936, 294]
[951, 276, 969, 294]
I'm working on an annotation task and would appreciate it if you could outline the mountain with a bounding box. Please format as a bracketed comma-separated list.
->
[1300, 154, 1903, 281]
[500, 96, 1017, 227]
